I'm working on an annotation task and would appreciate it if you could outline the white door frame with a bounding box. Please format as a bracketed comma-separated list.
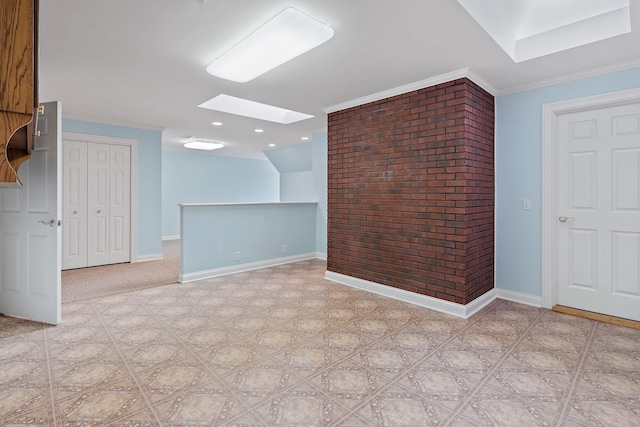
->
[541, 88, 640, 309]
[62, 132, 139, 262]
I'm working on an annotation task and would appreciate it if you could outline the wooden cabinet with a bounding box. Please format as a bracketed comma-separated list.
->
[0, 0, 39, 187]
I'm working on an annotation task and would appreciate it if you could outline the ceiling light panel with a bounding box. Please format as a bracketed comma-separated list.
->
[199, 94, 313, 124]
[184, 139, 224, 150]
[206, 7, 334, 82]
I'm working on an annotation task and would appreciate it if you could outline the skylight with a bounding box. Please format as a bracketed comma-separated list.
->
[198, 94, 313, 124]
[457, 0, 631, 62]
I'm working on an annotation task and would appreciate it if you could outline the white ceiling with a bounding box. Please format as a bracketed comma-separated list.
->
[39, 0, 640, 159]
[458, 0, 631, 62]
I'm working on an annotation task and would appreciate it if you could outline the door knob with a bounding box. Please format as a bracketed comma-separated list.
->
[558, 216, 574, 223]
[73, 210, 78, 214]
[97, 210, 101, 214]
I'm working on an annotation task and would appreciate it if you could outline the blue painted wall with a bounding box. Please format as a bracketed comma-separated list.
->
[181, 202, 317, 275]
[162, 150, 279, 237]
[265, 141, 314, 202]
[264, 142, 312, 172]
[262, 133, 328, 256]
[496, 66, 640, 296]
[62, 118, 163, 258]
[279, 171, 314, 201]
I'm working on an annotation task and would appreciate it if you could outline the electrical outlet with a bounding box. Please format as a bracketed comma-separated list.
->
[282, 244, 288, 254]
[234, 251, 240, 262]
[522, 199, 531, 211]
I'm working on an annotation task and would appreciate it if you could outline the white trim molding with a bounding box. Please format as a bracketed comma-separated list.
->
[495, 289, 542, 307]
[136, 253, 164, 263]
[541, 88, 640, 309]
[498, 59, 640, 96]
[162, 235, 181, 241]
[324, 68, 497, 114]
[324, 271, 497, 319]
[64, 115, 164, 132]
[180, 253, 318, 283]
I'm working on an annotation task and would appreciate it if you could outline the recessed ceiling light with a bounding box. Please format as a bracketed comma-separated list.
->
[268, 143, 276, 147]
[254, 129, 264, 133]
[199, 94, 313, 124]
[301, 137, 309, 140]
[184, 139, 224, 150]
[206, 7, 334, 82]
[212, 121, 223, 126]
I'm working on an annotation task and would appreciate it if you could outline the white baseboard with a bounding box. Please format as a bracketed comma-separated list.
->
[495, 288, 542, 307]
[135, 253, 164, 262]
[316, 252, 327, 261]
[180, 253, 319, 283]
[324, 271, 497, 319]
[162, 235, 180, 241]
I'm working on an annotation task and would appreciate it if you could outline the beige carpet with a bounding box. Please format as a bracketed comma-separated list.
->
[61, 240, 180, 303]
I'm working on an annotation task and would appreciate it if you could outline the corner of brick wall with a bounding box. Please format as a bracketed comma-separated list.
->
[327, 77, 494, 305]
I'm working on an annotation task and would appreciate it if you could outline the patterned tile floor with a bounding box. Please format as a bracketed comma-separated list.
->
[1, 260, 640, 426]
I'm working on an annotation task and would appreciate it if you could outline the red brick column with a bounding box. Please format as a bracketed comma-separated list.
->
[327, 78, 494, 305]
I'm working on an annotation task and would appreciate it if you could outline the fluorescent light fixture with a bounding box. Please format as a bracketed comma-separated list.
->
[206, 7, 334, 82]
[212, 121, 223, 126]
[268, 143, 276, 147]
[199, 94, 313, 124]
[184, 139, 224, 150]
[301, 137, 309, 140]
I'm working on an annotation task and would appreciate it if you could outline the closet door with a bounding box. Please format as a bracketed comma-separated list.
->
[62, 140, 88, 269]
[62, 138, 132, 269]
[87, 143, 110, 266]
[109, 144, 130, 264]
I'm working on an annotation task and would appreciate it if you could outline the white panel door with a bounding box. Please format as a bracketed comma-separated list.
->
[62, 140, 87, 269]
[0, 101, 62, 324]
[109, 144, 130, 264]
[557, 102, 640, 321]
[87, 143, 110, 266]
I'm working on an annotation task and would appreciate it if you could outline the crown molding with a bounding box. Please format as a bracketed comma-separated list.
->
[323, 68, 498, 114]
[496, 59, 640, 96]
[63, 114, 165, 132]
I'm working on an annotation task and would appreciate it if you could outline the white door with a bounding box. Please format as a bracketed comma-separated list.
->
[87, 142, 111, 266]
[62, 140, 87, 269]
[62, 139, 132, 269]
[0, 101, 62, 324]
[108, 144, 131, 264]
[556, 101, 640, 321]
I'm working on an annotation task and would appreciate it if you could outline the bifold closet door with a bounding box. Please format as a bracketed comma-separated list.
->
[63, 140, 131, 269]
[62, 140, 88, 270]
[87, 143, 110, 266]
[87, 143, 131, 267]
[107, 144, 131, 264]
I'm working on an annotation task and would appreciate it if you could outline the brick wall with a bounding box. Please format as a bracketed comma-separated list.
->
[327, 78, 494, 305]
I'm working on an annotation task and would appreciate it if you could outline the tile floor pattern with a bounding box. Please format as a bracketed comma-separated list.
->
[1, 260, 640, 426]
